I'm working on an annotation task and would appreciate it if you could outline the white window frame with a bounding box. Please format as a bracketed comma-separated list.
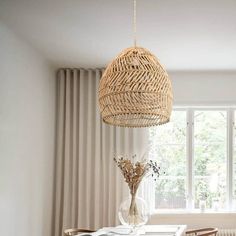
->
[152, 106, 236, 213]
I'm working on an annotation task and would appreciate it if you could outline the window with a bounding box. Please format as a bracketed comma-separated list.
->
[194, 110, 227, 209]
[149, 111, 187, 209]
[149, 107, 236, 211]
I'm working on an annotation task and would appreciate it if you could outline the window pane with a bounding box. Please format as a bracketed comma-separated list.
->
[149, 111, 187, 209]
[194, 110, 227, 209]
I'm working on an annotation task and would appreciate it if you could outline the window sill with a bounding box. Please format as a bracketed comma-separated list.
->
[151, 209, 236, 215]
[149, 209, 236, 228]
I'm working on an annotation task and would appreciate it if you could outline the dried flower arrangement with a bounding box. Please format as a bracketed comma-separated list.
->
[114, 154, 161, 226]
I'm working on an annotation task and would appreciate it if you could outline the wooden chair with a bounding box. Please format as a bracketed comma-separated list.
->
[186, 228, 218, 236]
[64, 228, 95, 236]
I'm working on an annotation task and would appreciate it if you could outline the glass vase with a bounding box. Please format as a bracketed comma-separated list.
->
[118, 195, 149, 229]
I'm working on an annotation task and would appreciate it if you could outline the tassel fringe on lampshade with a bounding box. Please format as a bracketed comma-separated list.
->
[98, 46, 173, 128]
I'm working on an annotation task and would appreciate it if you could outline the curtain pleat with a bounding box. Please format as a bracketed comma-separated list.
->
[53, 68, 149, 236]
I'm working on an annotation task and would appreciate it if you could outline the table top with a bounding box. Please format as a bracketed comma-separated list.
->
[140, 225, 187, 236]
[97, 225, 187, 236]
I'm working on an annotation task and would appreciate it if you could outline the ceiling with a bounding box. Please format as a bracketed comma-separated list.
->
[0, 0, 236, 70]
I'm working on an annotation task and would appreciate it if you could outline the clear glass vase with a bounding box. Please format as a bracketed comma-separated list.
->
[118, 195, 149, 229]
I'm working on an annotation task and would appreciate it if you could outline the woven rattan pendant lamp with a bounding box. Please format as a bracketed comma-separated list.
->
[98, 0, 173, 128]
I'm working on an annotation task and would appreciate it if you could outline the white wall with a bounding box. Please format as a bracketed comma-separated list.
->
[170, 71, 236, 106]
[0, 22, 55, 236]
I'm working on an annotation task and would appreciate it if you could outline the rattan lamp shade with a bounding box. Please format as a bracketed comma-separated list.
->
[98, 46, 173, 128]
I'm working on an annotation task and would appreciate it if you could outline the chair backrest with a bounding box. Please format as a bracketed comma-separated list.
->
[186, 228, 218, 236]
[64, 228, 94, 236]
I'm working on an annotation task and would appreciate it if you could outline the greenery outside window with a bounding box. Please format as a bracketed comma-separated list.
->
[149, 107, 236, 212]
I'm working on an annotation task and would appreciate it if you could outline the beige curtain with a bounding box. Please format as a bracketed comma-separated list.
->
[52, 68, 148, 236]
